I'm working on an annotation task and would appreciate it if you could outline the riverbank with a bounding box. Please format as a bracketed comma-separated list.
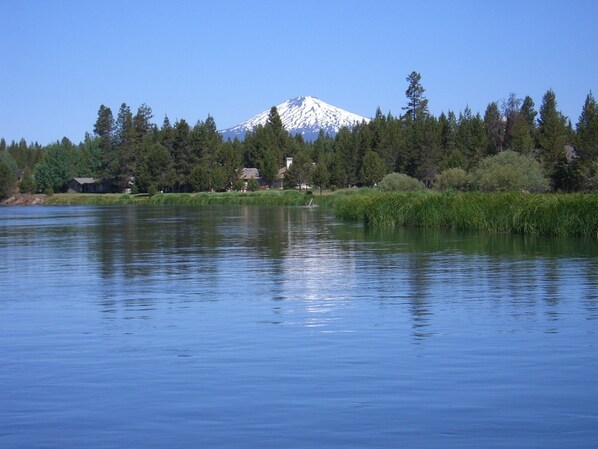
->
[4, 190, 597, 238]
[39, 190, 318, 206]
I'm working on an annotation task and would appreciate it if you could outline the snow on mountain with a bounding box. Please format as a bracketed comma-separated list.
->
[220, 96, 370, 141]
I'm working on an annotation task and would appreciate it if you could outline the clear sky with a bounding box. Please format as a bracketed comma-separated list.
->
[1, 0, 597, 145]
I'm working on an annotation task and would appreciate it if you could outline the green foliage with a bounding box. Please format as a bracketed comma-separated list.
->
[433, 168, 469, 191]
[311, 160, 330, 193]
[359, 150, 387, 186]
[538, 89, 569, 180]
[378, 172, 425, 192]
[471, 151, 549, 193]
[135, 142, 175, 192]
[148, 184, 157, 197]
[403, 71, 429, 119]
[284, 151, 313, 189]
[18, 169, 36, 194]
[33, 142, 75, 192]
[0, 159, 17, 199]
[332, 190, 598, 237]
[576, 91, 598, 163]
[189, 164, 211, 192]
[247, 179, 260, 191]
[232, 179, 245, 191]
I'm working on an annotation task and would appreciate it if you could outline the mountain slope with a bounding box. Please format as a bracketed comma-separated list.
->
[220, 96, 370, 141]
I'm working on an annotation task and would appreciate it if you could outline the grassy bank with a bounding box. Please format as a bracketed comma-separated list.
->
[332, 190, 598, 237]
[42, 190, 316, 206]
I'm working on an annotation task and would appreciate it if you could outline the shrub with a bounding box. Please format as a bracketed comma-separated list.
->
[232, 179, 244, 191]
[247, 179, 260, 191]
[433, 168, 469, 191]
[471, 151, 549, 193]
[148, 184, 157, 197]
[378, 172, 425, 192]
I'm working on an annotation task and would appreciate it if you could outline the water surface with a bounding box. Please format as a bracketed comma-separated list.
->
[1, 205, 597, 448]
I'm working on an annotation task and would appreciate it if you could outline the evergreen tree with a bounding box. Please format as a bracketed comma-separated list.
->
[456, 107, 487, 170]
[312, 157, 330, 194]
[537, 89, 568, 183]
[484, 102, 505, 155]
[171, 119, 192, 190]
[284, 150, 313, 190]
[94, 105, 114, 150]
[0, 159, 16, 199]
[520, 96, 538, 143]
[135, 142, 175, 192]
[93, 105, 114, 174]
[576, 91, 598, 163]
[403, 71, 429, 120]
[359, 150, 387, 187]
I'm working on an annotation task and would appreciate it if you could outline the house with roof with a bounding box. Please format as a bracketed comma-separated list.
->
[67, 178, 112, 193]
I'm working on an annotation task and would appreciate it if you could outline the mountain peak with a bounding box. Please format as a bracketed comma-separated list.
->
[220, 96, 369, 141]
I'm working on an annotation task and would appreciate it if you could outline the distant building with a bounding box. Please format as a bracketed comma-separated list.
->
[239, 168, 260, 181]
[67, 178, 112, 193]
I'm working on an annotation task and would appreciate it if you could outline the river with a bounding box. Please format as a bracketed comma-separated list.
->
[1, 205, 597, 448]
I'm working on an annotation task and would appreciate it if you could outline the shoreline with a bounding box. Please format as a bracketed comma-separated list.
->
[3, 191, 597, 238]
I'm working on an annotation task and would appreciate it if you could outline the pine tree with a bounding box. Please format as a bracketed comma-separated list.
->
[576, 91, 598, 162]
[537, 89, 568, 181]
[358, 150, 387, 187]
[484, 102, 505, 155]
[93, 105, 114, 174]
[403, 71, 429, 120]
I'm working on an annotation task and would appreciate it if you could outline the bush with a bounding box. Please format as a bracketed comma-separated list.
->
[44, 186, 54, 196]
[471, 151, 549, 193]
[433, 168, 469, 191]
[148, 184, 157, 197]
[247, 179, 260, 191]
[232, 179, 244, 191]
[378, 172, 425, 192]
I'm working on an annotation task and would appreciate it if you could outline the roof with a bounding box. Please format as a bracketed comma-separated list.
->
[72, 177, 98, 185]
[239, 168, 259, 180]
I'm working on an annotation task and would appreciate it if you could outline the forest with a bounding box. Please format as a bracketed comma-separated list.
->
[1, 72, 598, 199]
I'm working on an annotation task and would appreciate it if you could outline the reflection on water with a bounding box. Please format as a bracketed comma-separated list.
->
[1, 205, 597, 448]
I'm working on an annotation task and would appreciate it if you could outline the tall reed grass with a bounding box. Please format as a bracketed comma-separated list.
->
[332, 191, 598, 237]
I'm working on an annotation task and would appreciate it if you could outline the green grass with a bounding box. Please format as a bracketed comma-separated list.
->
[331, 190, 598, 238]
[43, 190, 315, 207]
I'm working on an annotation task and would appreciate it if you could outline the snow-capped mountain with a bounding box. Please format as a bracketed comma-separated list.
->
[220, 96, 370, 141]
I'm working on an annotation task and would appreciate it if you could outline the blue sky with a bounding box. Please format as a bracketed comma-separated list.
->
[1, 0, 597, 145]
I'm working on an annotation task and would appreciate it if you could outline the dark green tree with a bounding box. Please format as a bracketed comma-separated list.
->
[135, 142, 175, 192]
[93, 105, 114, 152]
[311, 157, 330, 194]
[0, 159, 16, 199]
[484, 101, 505, 155]
[359, 150, 387, 186]
[259, 150, 280, 186]
[576, 91, 598, 163]
[171, 119, 192, 190]
[284, 150, 313, 190]
[403, 71, 429, 120]
[520, 96, 538, 142]
[537, 89, 568, 184]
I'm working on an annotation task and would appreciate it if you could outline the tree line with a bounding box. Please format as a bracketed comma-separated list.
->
[1, 71, 598, 199]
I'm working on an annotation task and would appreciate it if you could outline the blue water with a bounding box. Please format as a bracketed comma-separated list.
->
[1, 205, 597, 448]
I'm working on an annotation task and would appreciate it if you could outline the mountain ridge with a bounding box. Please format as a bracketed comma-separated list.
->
[220, 96, 370, 141]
